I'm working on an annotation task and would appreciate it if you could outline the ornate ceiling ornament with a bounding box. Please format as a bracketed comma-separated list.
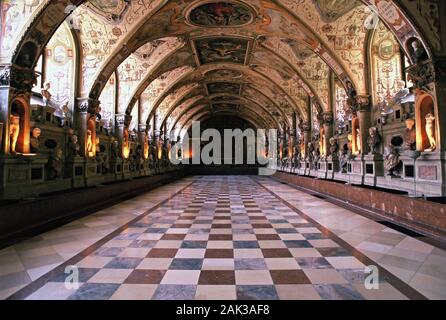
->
[207, 82, 242, 95]
[312, 0, 361, 23]
[194, 37, 250, 65]
[86, 0, 132, 23]
[205, 69, 243, 79]
[187, 1, 255, 27]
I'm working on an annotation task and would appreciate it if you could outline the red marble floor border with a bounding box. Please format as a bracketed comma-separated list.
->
[273, 172, 446, 241]
[6, 178, 198, 300]
[271, 175, 446, 251]
[251, 177, 428, 300]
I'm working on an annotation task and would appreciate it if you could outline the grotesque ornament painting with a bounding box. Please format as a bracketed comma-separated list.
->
[189, 2, 253, 27]
[195, 38, 249, 65]
[313, 0, 361, 23]
[86, 0, 131, 23]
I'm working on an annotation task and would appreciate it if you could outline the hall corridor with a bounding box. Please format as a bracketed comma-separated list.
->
[1, 176, 445, 300]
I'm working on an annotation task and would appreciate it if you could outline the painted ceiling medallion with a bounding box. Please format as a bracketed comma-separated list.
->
[312, 0, 361, 23]
[207, 82, 241, 95]
[188, 1, 254, 27]
[211, 95, 238, 101]
[213, 103, 239, 108]
[195, 38, 249, 65]
[206, 69, 243, 79]
[86, 0, 131, 23]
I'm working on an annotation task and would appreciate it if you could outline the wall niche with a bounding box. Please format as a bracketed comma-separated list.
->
[10, 98, 30, 154]
[415, 93, 436, 152]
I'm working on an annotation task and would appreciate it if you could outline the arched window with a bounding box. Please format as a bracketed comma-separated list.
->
[33, 22, 76, 111]
[371, 21, 404, 104]
[117, 55, 145, 114]
[334, 79, 348, 133]
[99, 72, 116, 129]
[312, 102, 320, 133]
[129, 101, 139, 132]
[140, 91, 152, 128]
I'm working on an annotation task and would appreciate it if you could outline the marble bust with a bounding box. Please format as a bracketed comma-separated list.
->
[404, 119, 416, 150]
[30, 127, 42, 153]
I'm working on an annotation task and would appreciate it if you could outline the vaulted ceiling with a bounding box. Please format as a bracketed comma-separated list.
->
[3, 0, 436, 136]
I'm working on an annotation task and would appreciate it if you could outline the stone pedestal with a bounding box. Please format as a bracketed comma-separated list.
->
[85, 158, 101, 186]
[364, 154, 384, 186]
[333, 172, 350, 183]
[297, 161, 306, 175]
[65, 156, 86, 188]
[122, 159, 132, 180]
[141, 160, 150, 176]
[302, 161, 310, 176]
[347, 158, 364, 185]
[414, 151, 446, 197]
[110, 158, 123, 181]
[379, 175, 409, 191]
[326, 156, 339, 180]
[317, 159, 328, 179]
[0, 155, 47, 199]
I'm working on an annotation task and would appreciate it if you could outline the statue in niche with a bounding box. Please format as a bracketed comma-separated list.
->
[384, 145, 401, 176]
[425, 113, 437, 151]
[347, 134, 353, 153]
[86, 130, 94, 157]
[339, 144, 349, 173]
[404, 118, 417, 151]
[321, 133, 326, 158]
[355, 128, 361, 154]
[9, 114, 20, 154]
[410, 39, 428, 64]
[143, 134, 149, 160]
[30, 127, 41, 153]
[47, 147, 63, 180]
[329, 137, 339, 159]
[367, 127, 381, 155]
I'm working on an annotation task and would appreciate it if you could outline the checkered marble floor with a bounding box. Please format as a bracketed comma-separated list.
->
[9, 176, 417, 300]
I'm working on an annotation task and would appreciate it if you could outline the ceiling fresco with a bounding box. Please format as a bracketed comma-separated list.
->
[0, 0, 47, 61]
[312, 0, 361, 23]
[188, 1, 254, 27]
[194, 37, 250, 65]
[207, 82, 242, 95]
[86, 0, 131, 23]
[71, 0, 165, 95]
[5, 0, 439, 135]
